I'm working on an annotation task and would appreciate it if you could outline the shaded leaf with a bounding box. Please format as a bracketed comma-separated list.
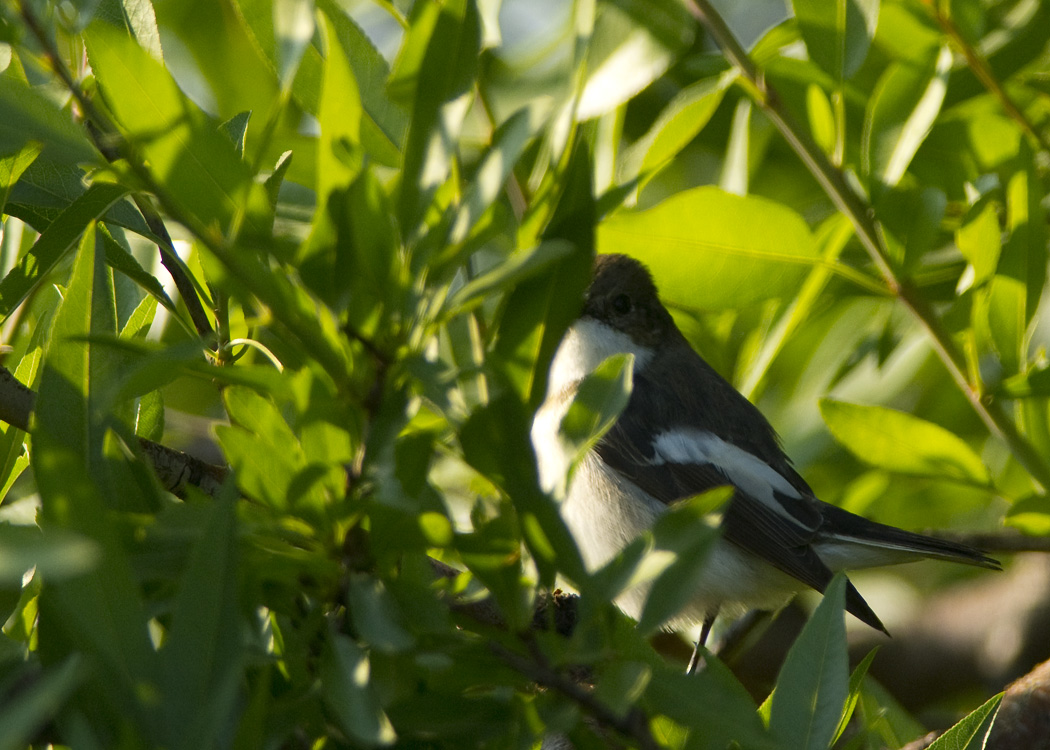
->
[321, 628, 396, 747]
[769, 574, 848, 750]
[579, 0, 694, 119]
[622, 73, 732, 193]
[0, 656, 83, 750]
[159, 489, 243, 750]
[636, 488, 726, 634]
[0, 182, 129, 318]
[792, 0, 880, 80]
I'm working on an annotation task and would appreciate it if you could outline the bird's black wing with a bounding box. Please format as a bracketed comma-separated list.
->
[595, 373, 888, 631]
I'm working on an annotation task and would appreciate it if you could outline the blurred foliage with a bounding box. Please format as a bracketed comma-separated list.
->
[0, 0, 1047, 747]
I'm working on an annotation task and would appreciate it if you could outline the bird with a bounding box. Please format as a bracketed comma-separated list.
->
[531, 253, 1000, 666]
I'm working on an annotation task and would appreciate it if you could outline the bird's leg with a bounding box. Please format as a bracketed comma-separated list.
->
[686, 611, 718, 675]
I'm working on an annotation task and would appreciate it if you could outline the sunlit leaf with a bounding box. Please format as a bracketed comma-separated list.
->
[863, 45, 951, 188]
[598, 187, 819, 310]
[621, 74, 732, 194]
[926, 693, 1002, 750]
[820, 399, 990, 485]
[85, 24, 273, 239]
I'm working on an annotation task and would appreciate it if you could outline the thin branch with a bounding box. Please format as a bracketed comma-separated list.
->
[132, 194, 216, 340]
[685, 0, 1050, 491]
[19, 3, 215, 342]
[0, 363, 228, 497]
[923, 3, 1050, 156]
[488, 640, 660, 750]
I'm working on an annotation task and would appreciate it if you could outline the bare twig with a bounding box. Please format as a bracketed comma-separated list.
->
[0, 363, 227, 497]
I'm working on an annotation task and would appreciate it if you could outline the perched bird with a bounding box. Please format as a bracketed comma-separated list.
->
[531, 253, 999, 661]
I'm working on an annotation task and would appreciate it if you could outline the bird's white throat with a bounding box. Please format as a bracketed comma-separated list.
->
[545, 317, 652, 398]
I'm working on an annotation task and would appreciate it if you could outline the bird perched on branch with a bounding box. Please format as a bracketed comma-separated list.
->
[531, 253, 999, 668]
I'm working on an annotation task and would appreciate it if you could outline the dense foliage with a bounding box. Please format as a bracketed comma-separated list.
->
[0, 0, 1047, 747]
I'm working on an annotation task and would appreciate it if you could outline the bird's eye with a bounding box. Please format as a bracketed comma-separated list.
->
[611, 294, 632, 315]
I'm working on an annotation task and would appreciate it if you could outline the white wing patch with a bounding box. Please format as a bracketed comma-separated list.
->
[650, 429, 804, 517]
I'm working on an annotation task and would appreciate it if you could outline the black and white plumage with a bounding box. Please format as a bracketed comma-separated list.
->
[531, 253, 999, 639]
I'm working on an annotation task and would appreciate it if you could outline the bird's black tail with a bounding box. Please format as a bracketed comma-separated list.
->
[821, 503, 1001, 570]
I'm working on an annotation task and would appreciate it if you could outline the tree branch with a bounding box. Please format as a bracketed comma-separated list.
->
[685, 0, 1050, 491]
[0, 363, 227, 497]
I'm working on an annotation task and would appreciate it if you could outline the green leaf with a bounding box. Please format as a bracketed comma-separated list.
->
[644, 658, 770, 750]
[856, 674, 926, 747]
[0, 525, 100, 585]
[820, 399, 991, 485]
[621, 73, 732, 194]
[792, 0, 880, 81]
[85, 23, 273, 240]
[1001, 144, 1048, 322]
[159, 489, 244, 750]
[33, 226, 121, 464]
[635, 488, 726, 634]
[955, 201, 1001, 290]
[448, 240, 574, 318]
[219, 110, 252, 155]
[0, 182, 129, 319]
[769, 573, 848, 750]
[215, 387, 313, 512]
[598, 186, 819, 310]
[460, 395, 587, 587]
[578, 0, 694, 119]
[0, 333, 43, 504]
[1005, 493, 1050, 535]
[863, 45, 951, 188]
[95, 0, 164, 60]
[100, 224, 178, 315]
[806, 83, 836, 156]
[5, 157, 149, 236]
[316, 0, 407, 167]
[926, 692, 1002, 750]
[720, 99, 752, 196]
[346, 574, 415, 653]
[833, 647, 879, 743]
[593, 661, 651, 719]
[0, 656, 83, 750]
[0, 77, 98, 165]
[274, 0, 315, 89]
[315, 9, 363, 207]
[999, 367, 1050, 398]
[0, 141, 43, 215]
[392, 0, 480, 233]
[975, 275, 1025, 378]
[135, 388, 165, 442]
[449, 104, 547, 245]
[321, 628, 397, 747]
[492, 148, 594, 408]
[554, 354, 633, 494]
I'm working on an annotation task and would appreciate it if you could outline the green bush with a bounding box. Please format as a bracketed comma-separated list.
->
[0, 0, 1046, 747]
